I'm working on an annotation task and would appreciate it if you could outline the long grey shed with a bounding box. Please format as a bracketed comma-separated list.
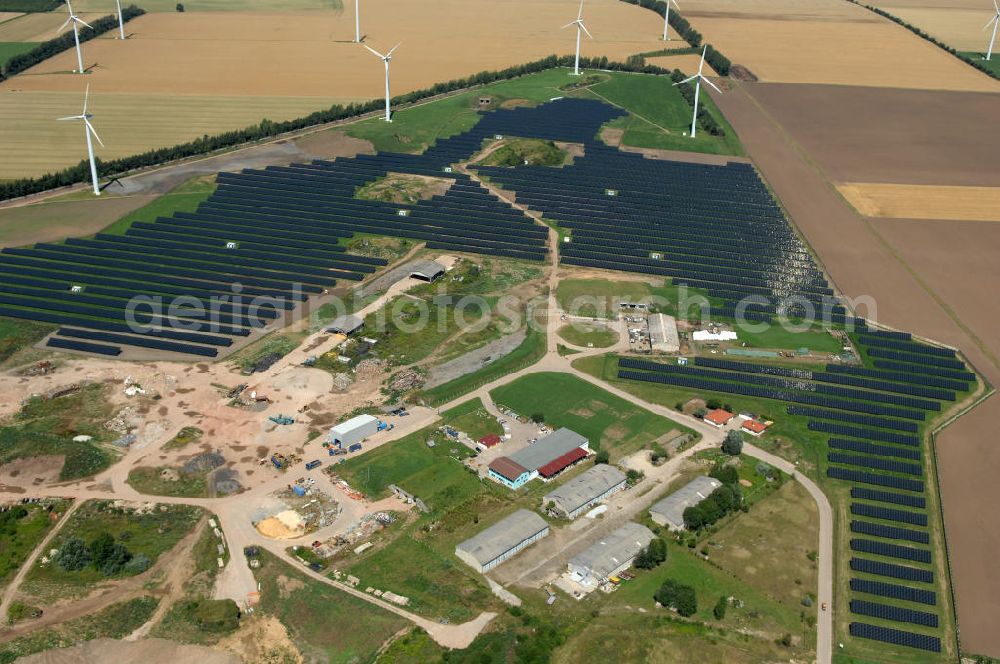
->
[455, 509, 550, 573]
[649, 476, 723, 530]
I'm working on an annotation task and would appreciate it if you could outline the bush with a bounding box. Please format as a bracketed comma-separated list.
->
[55, 537, 91, 571]
[184, 599, 240, 633]
[124, 554, 151, 575]
[530, 412, 545, 423]
[709, 463, 738, 485]
[176, 2, 184, 10]
[635, 538, 667, 569]
[655, 579, 697, 617]
[683, 485, 742, 530]
[99, 543, 133, 576]
[595, 449, 610, 465]
[713, 595, 728, 620]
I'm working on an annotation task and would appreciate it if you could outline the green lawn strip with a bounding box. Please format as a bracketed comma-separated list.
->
[556, 322, 617, 348]
[441, 397, 503, 441]
[0, 500, 71, 593]
[0, 596, 159, 664]
[554, 276, 721, 319]
[20, 500, 204, 603]
[0, 382, 119, 481]
[489, 372, 698, 460]
[0, 41, 36, 66]
[97, 177, 217, 236]
[960, 52, 1000, 77]
[253, 550, 408, 664]
[723, 322, 844, 354]
[418, 325, 546, 406]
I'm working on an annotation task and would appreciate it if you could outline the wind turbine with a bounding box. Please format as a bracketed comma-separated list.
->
[562, 0, 592, 76]
[354, 0, 362, 43]
[57, 85, 105, 196]
[662, 0, 680, 40]
[115, 0, 125, 39]
[58, 0, 93, 74]
[673, 45, 721, 138]
[363, 42, 401, 122]
[984, 0, 1000, 61]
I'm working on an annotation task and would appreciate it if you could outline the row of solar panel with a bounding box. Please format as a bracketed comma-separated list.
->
[829, 453, 923, 477]
[792, 406, 920, 433]
[872, 359, 975, 383]
[851, 557, 933, 584]
[849, 623, 941, 653]
[851, 487, 927, 509]
[851, 520, 930, 545]
[829, 438, 921, 461]
[825, 362, 969, 392]
[810, 421, 920, 447]
[852, 503, 928, 527]
[858, 334, 956, 358]
[851, 600, 938, 628]
[828, 467, 924, 493]
[851, 538, 931, 564]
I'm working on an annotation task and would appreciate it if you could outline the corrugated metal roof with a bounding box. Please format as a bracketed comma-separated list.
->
[455, 509, 549, 566]
[543, 464, 626, 514]
[489, 456, 529, 481]
[649, 476, 723, 527]
[537, 447, 588, 478]
[569, 522, 655, 580]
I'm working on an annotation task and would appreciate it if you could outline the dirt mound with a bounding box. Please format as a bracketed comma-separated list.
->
[182, 452, 225, 474]
[730, 64, 758, 82]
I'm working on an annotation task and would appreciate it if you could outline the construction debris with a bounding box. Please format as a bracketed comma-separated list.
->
[388, 369, 424, 392]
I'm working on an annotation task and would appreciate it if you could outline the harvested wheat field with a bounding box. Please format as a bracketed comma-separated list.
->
[838, 183, 1000, 221]
[712, 80, 1000, 656]
[746, 83, 1000, 186]
[683, 0, 999, 89]
[0, 11, 106, 42]
[873, 5, 998, 50]
[0, 0, 665, 178]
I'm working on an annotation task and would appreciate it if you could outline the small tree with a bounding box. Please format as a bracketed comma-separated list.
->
[530, 412, 545, 423]
[693, 407, 707, 419]
[648, 538, 667, 564]
[682, 505, 704, 530]
[176, 2, 184, 10]
[705, 398, 722, 410]
[89, 533, 115, 569]
[722, 430, 743, 456]
[56, 537, 91, 572]
[594, 449, 610, 465]
[713, 595, 728, 620]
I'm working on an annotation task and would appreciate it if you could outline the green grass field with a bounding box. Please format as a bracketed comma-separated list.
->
[490, 372, 696, 460]
[555, 277, 720, 319]
[0, 316, 53, 366]
[733, 324, 843, 353]
[99, 175, 217, 235]
[0, 500, 71, 592]
[126, 465, 210, 498]
[0, 40, 35, 66]
[442, 398, 503, 441]
[587, 72, 744, 156]
[21, 500, 203, 603]
[557, 322, 618, 348]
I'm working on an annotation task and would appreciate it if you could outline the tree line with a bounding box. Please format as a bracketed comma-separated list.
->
[682, 463, 745, 530]
[618, 0, 732, 75]
[0, 5, 146, 81]
[0, 54, 714, 202]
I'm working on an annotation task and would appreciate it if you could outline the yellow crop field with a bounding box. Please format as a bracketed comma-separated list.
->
[684, 0, 1000, 90]
[0, 0, 666, 178]
[71, 0, 342, 10]
[872, 6, 997, 50]
[838, 182, 1000, 221]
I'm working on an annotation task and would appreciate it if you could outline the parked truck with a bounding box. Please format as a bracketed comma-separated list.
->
[305, 460, 322, 470]
[348, 443, 363, 453]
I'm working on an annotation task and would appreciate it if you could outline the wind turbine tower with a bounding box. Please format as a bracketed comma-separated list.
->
[673, 46, 721, 138]
[57, 85, 105, 196]
[363, 43, 401, 122]
[562, 0, 592, 76]
[58, 0, 93, 74]
[985, 0, 1000, 61]
[662, 0, 679, 40]
[115, 0, 125, 39]
[355, 0, 362, 43]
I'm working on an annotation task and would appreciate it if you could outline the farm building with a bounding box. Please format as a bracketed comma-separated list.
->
[477, 433, 502, 450]
[542, 464, 627, 519]
[410, 260, 446, 282]
[327, 414, 381, 447]
[648, 313, 680, 353]
[649, 476, 723, 530]
[325, 314, 364, 335]
[455, 509, 550, 573]
[704, 409, 735, 428]
[566, 522, 656, 587]
[742, 419, 768, 436]
[488, 428, 589, 489]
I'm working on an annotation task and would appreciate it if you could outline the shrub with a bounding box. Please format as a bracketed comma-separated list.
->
[713, 595, 728, 620]
[55, 537, 91, 571]
[595, 449, 610, 465]
[124, 554, 151, 575]
[655, 579, 697, 617]
[530, 412, 545, 423]
[184, 599, 240, 633]
[722, 430, 743, 456]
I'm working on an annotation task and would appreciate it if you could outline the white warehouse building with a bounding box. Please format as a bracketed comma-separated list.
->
[455, 509, 550, 573]
[542, 464, 627, 519]
[328, 414, 380, 448]
[649, 476, 723, 530]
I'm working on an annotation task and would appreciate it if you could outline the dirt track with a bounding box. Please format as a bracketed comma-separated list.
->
[710, 80, 1000, 657]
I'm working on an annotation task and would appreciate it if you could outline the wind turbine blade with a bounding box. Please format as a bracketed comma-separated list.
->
[673, 74, 698, 85]
[702, 76, 723, 94]
[83, 83, 90, 114]
[671, 0, 680, 7]
[577, 0, 584, 20]
[75, 17, 94, 29]
[995, 0, 999, 13]
[579, 21, 593, 38]
[85, 118, 104, 147]
[561, 20, 577, 29]
[362, 43, 385, 58]
[56, 115, 81, 121]
[57, 16, 72, 33]
[985, 14, 999, 28]
[386, 42, 402, 56]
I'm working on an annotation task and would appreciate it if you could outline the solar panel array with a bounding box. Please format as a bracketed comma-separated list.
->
[851, 600, 938, 628]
